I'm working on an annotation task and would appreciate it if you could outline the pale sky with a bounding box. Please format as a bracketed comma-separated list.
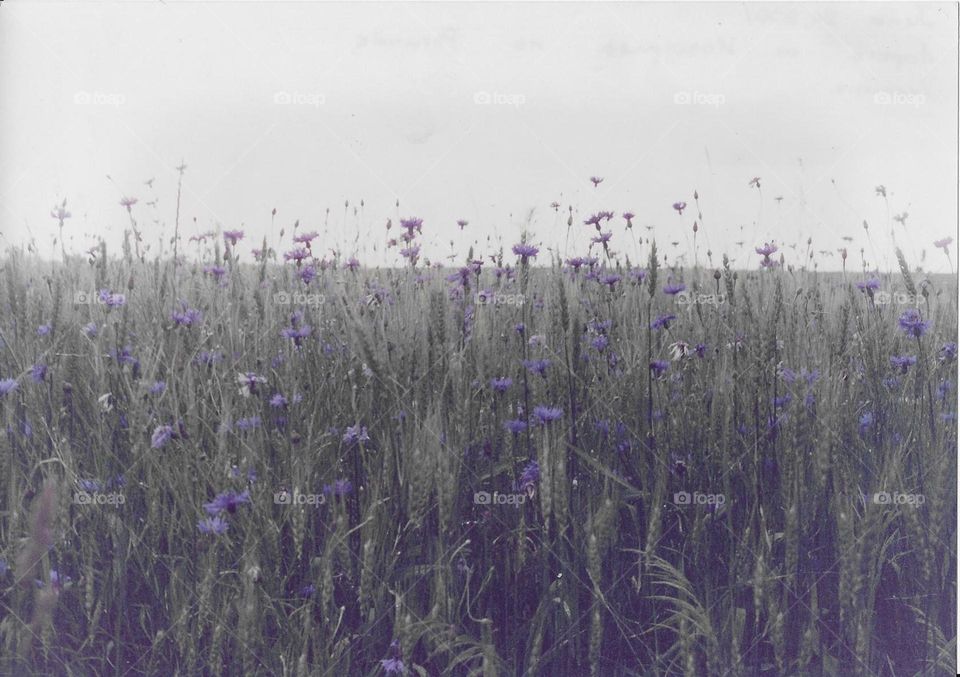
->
[0, 1, 957, 272]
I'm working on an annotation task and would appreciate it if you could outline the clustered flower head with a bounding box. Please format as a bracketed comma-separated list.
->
[898, 308, 931, 338]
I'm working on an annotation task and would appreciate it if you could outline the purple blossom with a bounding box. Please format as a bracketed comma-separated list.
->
[37, 324, 52, 337]
[591, 335, 609, 352]
[204, 489, 251, 515]
[599, 273, 620, 289]
[171, 303, 203, 327]
[223, 229, 245, 246]
[651, 314, 676, 330]
[30, 363, 47, 383]
[323, 479, 354, 497]
[898, 308, 931, 338]
[512, 243, 539, 261]
[198, 516, 229, 535]
[663, 282, 686, 296]
[270, 393, 288, 408]
[149, 381, 166, 395]
[522, 358, 551, 377]
[342, 425, 370, 445]
[532, 405, 563, 424]
[856, 278, 881, 292]
[504, 419, 528, 435]
[151, 425, 174, 449]
[82, 322, 99, 338]
[490, 377, 513, 393]
[939, 342, 958, 362]
[755, 242, 778, 257]
[672, 201, 686, 215]
[649, 360, 669, 378]
[517, 459, 540, 493]
[890, 354, 917, 373]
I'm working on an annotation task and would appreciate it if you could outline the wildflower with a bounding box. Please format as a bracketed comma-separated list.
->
[591, 335, 609, 352]
[490, 377, 513, 393]
[235, 416, 261, 432]
[299, 265, 317, 284]
[204, 489, 251, 515]
[939, 342, 957, 362]
[30, 363, 47, 383]
[280, 325, 312, 345]
[694, 343, 708, 358]
[293, 231, 319, 245]
[151, 425, 174, 449]
[622, 211, 635, 227]
[399, 217, 423, 235]
[934, 237, 953, 251]
[198, 516, 229, 535]
[270, 393, 288, 408]
[755, 242, 778, 257]
[504, 419, 527, 435]
[590, 176, 603, 187]
[651, 314, 676, 330]
[148, 381, 166, 395]
[512, 243, 539, 261]
[202, 265, 227, 281]
[342, 425, 370, 445]
[345, 257, 360, 271]
[592, 231, 613, 246]
[514, 322, 526, 335]
[856, 278, 881, 292]
[171, 303, 203, 327]
[649, 360, 669, 378]
[37, 324, 52, 337]
[672, 201, 686, 215]
[284, 247, 311, 263]
[898, 308, 930, 338]
[890, 354, 917, 373]
[223, 229, 244, 246]
[79, 478, 103, 493]
[532, 406, 562, 425]
[629, 269, 647, 283]
[399, 244, 421, 263]
[522, 358, 551, 377]
[598, 273, 620, 289]
[82, 322, 99, 338]
[380, 640, 406, 675]
[300, 584, 316, 598]
[663, 282, 686, 295]
[517, 460, 540, 494]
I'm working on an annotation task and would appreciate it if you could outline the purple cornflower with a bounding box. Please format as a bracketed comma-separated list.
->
[202, 265, 227, 281]
[939, 342, 958, 362]
[651, 314, 676, 330]
[649, 360, 669, 378]
[37, 324, 52, 337]
[204, 489, 251, 515]
[293, 230, 319, 245]
[890, 354, 917, 373]
[898, 308, 931, 338]
[82, 322, 99, 338]
[490, 377, 513, 393]
[299, 265, 317, 285]
[589, 176, 603, 187]
[533, 405, 563, 424]
[342, 425, 370, 445]
[284, 247, 311, 263]
[399, 244, 421, 263]
[522, 358, 551, 377]
[517, 459, 540, 493]
[934, 237, 953, 251]
[223, 229, 244, 246]
[198, 516, 229, 535]
[599, 273, 620, 289]
[345, 257, 360, 271]
[281, 325, 312, 345]
[856, 278, 881, 292]
[171, 303, 203, 327]
[515, 322, 526, 335]
[512, 243, 539, 261]
[672, 201, 686, 215]
[504, 419, 528, 435]
[380, 657, 406, 675]
[151, 425, 174, 449]
[119, 196, 138, 210]
[623, 211, 635, 226]
[149, 381, 166, 395]
[592, 231, 614, 245]
[457, 219, 468, 230]
[663, 282, 686, 296]
[629, 269, 647, 283]
[79, 478, 102, 493]
[591, 335, 609, 352]
[694, 343, 708, 358]
[270, 393, 288, 408]
[235, 416, 261, 432]
[400, 217, 423, 235]
[30, 363, 47, 383]
[755, 242, 778, 257]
